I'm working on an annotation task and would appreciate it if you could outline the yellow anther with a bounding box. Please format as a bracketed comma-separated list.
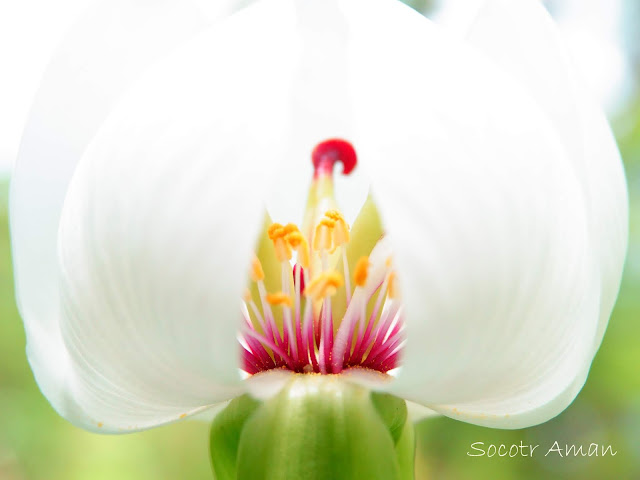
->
[283, 230, 312, 269]
[267, 223, 292, 262]
[314, 221, 334, 251]
[266, 292, 293, 307]
[325, 210, 343, 221]
[297, 236, 311, 269]
[388, 272, 399, 299]
[353, 256, 370, 287]
[243, 288, 253, 303]
[273, 236, 292, 262]
[267, 223, 284, 240]
[304, 271, 343, 301]
[333, 218, 350, 246]
[385, 256, 393, 268]
[319, 218, 336, 228]
[283, 223, 299, 235]
[250, 256, 265, 282]
[286, 231, 304, 248]
[323, 210, 349, 247]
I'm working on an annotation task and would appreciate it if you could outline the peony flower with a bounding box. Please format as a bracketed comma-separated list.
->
[10, 0, 627, 475]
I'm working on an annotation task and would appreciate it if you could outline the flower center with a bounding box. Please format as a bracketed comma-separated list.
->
[239, 140, 404, 376]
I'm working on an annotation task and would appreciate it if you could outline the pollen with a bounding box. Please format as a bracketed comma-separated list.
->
[250, 256, 264, 282]
[286, 231, 303, 248]
[324, 210, 341, 221]
[353, 256, 370, 287]
[283, 223, 299, 235]
[267, 223, 284, 240]
[319, 218, 336, 229]
[304, 271, 343, 301]
[266, 292, 293, 307]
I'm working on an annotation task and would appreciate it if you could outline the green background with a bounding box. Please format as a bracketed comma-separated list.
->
[1, 4, 639, 478]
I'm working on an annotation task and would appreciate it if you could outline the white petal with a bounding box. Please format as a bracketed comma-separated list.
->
[460, 0, 628, 357]
[11, 0, 252, 431]
[245, 370, 296, 400]
[340, 369, 439, 422]
[337, 0, 623, 428]
[55, 0, 304, 431]
[405, 402, 440, 423]
[425, 0, 627, 427]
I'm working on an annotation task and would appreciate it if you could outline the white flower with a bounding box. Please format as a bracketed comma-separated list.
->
[10, 0, 627, 435]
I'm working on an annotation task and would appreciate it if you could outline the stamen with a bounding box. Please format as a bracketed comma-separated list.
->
[279, 261, 297, 358]
[286, 231, 311, 269]
[283, 223, 299, 235]
[250, 256, 265, 282]
[239, 139, 404, 376]
[388, 271, 399, 299]
[267, 223, 283, 238]
[243, 289, 253, 303]
[342, 247, 352, 304]
[304, 271, 343, 302]
[266, 292, 293, 308]
[244, 329, 295, 370]
[353, 256, 370, 287]
[326, 210, 350, 246]
[319, 218, 336, 229]
[286, 231, 304, 248]
[350, 273, 391, 365]
[314, 217, 336, 251]
[256, 280, 283, 347]
[268, 223, 293, 262]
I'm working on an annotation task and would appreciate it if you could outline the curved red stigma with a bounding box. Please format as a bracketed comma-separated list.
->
[312, 139, 357, 177]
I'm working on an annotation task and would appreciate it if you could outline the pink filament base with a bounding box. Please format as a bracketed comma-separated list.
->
[240, 273, 403, 375]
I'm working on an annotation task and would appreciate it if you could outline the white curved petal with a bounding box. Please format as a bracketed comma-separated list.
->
[55, 0, 301, 431]
[461, 0, 628, 351]
[426, 0, 627, 427]
[340, 369, 439, 422]
[245, 370, 296, 400]
[337, 0, 618, 428]
[10, 0, 254, 431]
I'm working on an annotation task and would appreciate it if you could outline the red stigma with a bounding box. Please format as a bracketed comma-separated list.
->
[312, 139, 357, 177]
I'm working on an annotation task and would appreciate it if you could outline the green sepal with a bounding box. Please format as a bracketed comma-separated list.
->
[370, 392, 408, 445]
[371, 392, 415, 480]
[209, 395, 262, 480]
[234, 376, 412, 480]
[209, 377, 415, 480]
[394, 416, 416, 480]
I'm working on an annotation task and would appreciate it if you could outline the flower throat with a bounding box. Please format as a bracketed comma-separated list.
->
[239, 139, 405, 376]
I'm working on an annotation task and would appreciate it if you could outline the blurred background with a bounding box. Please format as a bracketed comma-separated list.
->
[0, 0, 638, 478]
